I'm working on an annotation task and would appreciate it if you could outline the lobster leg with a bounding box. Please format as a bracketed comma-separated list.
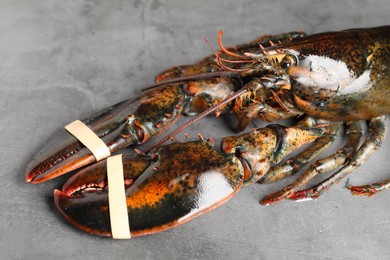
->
[290, 116, 387, 200]
[233, 78, 303, 131]
[259, 122, 340, 184]
[222, 118, 326, 184]
[260, 120, 368, 205]
[348, 180, 390, 197]
[235, 99, 302, 131]
[257, 103, 302, 123]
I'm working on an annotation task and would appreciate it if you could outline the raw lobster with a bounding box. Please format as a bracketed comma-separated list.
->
[26, 26, 390, 237]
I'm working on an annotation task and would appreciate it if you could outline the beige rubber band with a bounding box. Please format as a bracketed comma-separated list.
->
[65, 120, 111, 161]
[107, 155, 131, 239]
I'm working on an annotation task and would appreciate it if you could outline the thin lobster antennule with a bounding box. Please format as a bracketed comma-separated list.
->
[142, 30, 258, 92]
[217, 30, 252, 60]
[208, 32, 255, 76]
[215, 51, 255, 73]
[143, 87, 248, 153]
[214, 30, 256, 73]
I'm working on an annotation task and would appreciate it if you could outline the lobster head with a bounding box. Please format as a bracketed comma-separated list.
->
[241, 28, 372, 106]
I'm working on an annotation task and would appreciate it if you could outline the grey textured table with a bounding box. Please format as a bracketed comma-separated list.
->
[1, 0, 390, 259]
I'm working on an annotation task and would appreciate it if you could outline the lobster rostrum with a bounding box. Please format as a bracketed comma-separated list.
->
[27, 26, 390, 237]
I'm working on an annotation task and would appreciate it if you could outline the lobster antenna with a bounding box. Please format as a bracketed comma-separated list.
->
[141, 71, 242, 91]
[142, 30, 256, 92]
[143, 87, 248, 153]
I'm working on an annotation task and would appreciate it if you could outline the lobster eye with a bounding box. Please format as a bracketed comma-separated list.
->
[280, 55, 297, 69]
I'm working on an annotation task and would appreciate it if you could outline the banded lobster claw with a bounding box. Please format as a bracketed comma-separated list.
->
[54, 119, 323, 237]
[26, 85, 185, 183]
[54, 140, 244, 237]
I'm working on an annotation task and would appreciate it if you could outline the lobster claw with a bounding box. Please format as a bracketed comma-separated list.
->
[25, 98, 141, 183]
[26, 85, 185, 183]
[54, 140, 243, 237]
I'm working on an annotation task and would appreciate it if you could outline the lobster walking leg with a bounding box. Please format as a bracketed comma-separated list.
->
[349, 180, 390, 197]
[260, 120, 370, 205]
[259, 122, 340, 183]
[290, 116, 387, 200]
[222, 118, 326, 184]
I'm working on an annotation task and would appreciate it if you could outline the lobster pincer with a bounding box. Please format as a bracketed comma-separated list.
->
[54, 139, 244, 237]
[25, 85, 186, 183]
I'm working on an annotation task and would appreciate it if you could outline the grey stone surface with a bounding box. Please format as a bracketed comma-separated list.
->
[1, 0, 390, 259]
